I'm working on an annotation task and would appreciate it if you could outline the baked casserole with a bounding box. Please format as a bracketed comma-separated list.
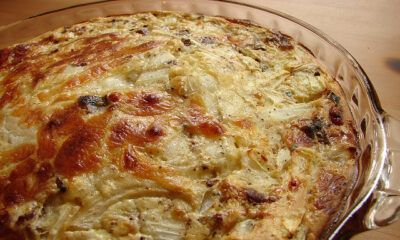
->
[0, 11, 359, 240]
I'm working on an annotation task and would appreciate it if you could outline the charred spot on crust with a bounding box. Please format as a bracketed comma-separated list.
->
[328, 90, 341, 103]
[56, 177, 67, 193]
[329, 106, 344, 125]
[146, 125, 164, 137]
[182, 38, 191, 46]
[265, 31, 293, 51]
[145, 121, 166, 142]
[78, 95, 108, 108]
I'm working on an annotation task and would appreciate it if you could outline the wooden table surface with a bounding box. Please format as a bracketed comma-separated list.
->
[0, 0, 399, 239]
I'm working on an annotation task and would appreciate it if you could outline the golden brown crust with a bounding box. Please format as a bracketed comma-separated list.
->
[0, 11, 358, 239]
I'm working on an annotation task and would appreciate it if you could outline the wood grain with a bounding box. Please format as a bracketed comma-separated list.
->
[0, 0, 399, 239]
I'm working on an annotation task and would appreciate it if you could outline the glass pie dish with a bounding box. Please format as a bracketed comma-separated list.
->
[0, 0, 399, 239]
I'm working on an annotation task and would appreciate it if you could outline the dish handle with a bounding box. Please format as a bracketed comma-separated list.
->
[337, 113, 400, 239]
[364, 113, 400, 229]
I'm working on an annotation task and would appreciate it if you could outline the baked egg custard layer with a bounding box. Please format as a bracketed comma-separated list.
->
[0, 11, 358, 240]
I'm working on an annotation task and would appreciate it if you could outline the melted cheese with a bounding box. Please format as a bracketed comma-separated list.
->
[0, 11, 358, 240]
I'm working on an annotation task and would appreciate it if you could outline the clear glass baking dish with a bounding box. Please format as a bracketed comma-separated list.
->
[0, 0, 399, 239]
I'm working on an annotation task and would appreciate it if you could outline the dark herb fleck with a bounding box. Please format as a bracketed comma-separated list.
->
[56, 177, 67, 193]
[206, 179, 217, 187]
[328, 90, 341, 103]
[300, 119, 327, 144]
[301, 125, 316, 139]
[245, 189, 273, 203]
[261, 65, 268, 72]
[182, 39, 191, 46]
[78, 95, 108, 108]
[136, 28, 149, 35]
